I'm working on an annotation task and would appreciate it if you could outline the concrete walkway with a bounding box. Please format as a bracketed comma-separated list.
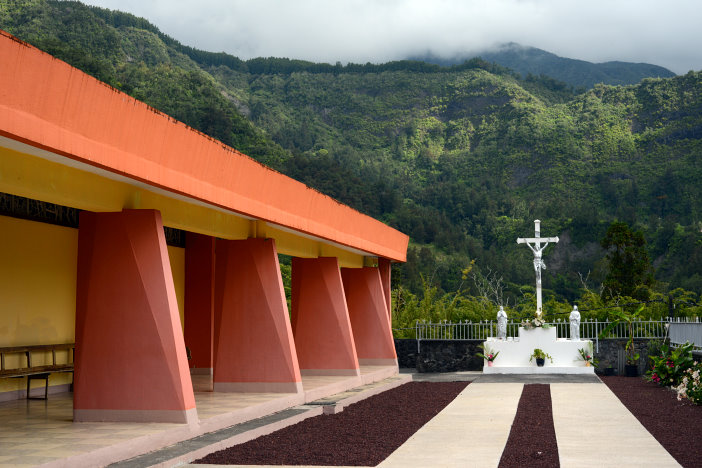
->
[184, 374, 681, 468]
[379, 382, 523, 468]
[552, 383, 680, 468]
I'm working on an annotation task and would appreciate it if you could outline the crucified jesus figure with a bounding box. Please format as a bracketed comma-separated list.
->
[517, 220, 559, 319]
[527, 241, 548, 287]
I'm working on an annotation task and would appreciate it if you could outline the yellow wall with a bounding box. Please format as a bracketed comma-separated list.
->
[167, 245, 186, 330]
[0, 216, 78, 394]
[0, 216, 77, 347]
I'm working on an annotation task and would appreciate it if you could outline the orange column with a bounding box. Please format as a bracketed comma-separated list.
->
[291, 257, 359, 376]
[184, 232, 215, 375]
[378, 258, 392, 325]
[74, 210, 196, 424]
[341, 267, 398, 366]
[213, 238, 302, 393]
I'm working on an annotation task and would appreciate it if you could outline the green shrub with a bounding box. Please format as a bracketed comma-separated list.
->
[647, 342, 695, 386]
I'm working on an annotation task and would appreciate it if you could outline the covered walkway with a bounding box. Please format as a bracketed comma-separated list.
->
[0, 28, 409, 466]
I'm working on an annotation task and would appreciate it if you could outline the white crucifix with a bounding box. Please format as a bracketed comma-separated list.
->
[517, 219, 559, 319]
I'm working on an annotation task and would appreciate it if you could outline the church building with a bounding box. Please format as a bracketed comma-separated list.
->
[0, 29, 408, 431]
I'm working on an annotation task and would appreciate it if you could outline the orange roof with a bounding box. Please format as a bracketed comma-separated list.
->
[0, 31, 408, 262]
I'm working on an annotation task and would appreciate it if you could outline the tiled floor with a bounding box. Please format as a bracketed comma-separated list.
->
[0, 394, 182, 466]
[0, 366, 396, 467]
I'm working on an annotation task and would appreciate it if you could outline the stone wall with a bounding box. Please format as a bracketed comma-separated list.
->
[593, 339, 658, 376]
[394, 339, 418, 369]
[394, 338, 660, 374]
[394, 339, 484, 373]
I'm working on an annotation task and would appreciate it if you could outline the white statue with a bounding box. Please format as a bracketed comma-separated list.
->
[570, 305, 581, 341]
[497, 306, 508, 340]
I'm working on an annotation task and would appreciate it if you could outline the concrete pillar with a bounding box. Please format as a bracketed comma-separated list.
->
[378, 258, 392, 326]
[291, 257, 359, 376]
[341, 267, 398, 366]
[184, 232, 215, 375]
[213, 238, 302, 392]
[74, 210, 196, 423]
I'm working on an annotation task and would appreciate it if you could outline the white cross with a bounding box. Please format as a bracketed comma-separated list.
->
[517, 220, 559, 319]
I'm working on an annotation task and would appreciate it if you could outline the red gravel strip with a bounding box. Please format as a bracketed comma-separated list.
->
[195, 381, 469, 466]
[602, 376, 702, 468]
[499, 384, 559, 468]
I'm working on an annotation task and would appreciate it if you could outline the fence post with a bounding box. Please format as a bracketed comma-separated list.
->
[595, 319, 600, 353]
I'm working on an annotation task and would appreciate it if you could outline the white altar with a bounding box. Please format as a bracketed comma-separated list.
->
[482, 220, 595, 374]
[483, 327, 594, 374]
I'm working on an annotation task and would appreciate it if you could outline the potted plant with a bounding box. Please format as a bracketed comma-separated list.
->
[530, 348, 553, 367]
[477, 344, 500, 367]
[577, 345, 598, 367]
[598, 306, 643, 377]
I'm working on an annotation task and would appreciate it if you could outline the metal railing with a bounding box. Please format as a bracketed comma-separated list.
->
[412, 317, 702, 352]
[415, 317, 677, 341]
[669, 317, 702, 349]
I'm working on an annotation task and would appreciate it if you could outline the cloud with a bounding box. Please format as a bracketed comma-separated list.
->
[81, 0, 702, 73]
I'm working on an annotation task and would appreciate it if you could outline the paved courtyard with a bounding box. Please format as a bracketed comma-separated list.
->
[182, 373, 681, 468]
[0, 372, 684, 467]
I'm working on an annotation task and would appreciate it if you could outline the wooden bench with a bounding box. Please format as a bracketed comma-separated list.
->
[0, 344, 75, 399]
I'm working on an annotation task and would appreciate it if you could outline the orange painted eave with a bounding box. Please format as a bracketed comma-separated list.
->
[0, 31, 408, 262]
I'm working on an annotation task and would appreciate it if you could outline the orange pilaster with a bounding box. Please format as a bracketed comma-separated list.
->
[341, 267, 398, 366]
[291, 257, 359, 376]
[213, 238, 302, 392]
[378, 258, 392, 326]
[184, 232, 215, 375]
[74, 210, 196, 423]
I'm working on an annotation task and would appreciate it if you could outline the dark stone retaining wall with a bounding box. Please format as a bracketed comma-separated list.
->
[394, 339, 484, 373]
[415, 341, 485, 372]
[394, 338, 660, 374]
[394, 339, 418, 369]
[593, 338, 657, 376]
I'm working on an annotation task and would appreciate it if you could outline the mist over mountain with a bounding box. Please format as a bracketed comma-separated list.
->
[412, 43, 676, 90]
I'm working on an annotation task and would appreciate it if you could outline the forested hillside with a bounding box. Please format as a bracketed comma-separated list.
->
[2, 0, 701, 319]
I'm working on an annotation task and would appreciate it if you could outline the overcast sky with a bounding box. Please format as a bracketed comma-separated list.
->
[80, 0, 701, 74]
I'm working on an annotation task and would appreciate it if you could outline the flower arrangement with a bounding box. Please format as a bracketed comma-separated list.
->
[477, 344, 500, 362]
[577, 344, 598, 367]
[521, 313, 552, 330]
[529, 348, 553, 363]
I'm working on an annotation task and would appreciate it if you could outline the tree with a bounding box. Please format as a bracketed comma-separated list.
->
[600, 221, 654, 300]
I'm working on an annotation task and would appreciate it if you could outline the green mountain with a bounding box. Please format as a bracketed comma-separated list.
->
[2, 0, 701, 303]
[414, 43, 677, 90]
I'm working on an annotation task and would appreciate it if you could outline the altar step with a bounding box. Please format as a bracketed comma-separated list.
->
[483, 326, 595, 374]
[483, 365, 595, 374]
